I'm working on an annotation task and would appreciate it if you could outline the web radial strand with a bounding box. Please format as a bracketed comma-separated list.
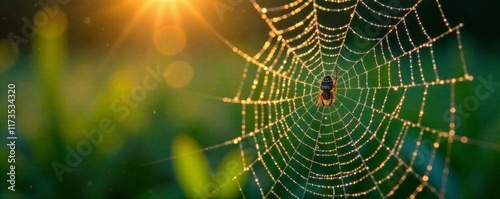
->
[210, 0, 475, 198]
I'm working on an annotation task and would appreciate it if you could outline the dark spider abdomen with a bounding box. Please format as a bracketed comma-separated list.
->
[320, 75, 333, 91]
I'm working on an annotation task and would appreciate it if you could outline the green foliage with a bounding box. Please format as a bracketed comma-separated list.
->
[215, 149, 249, 198]
[172, 134, 248, 198]
[0, 1, 498, 198]
[172, 134, 211, 198]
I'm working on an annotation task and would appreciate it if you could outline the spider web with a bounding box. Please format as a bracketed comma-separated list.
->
[193, 0, 476, 198]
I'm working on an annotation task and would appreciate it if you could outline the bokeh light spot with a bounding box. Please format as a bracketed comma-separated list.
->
[153, 26, 187, 56]
[0, 40, 18, 74]
[37, 9, 68, 38]
[164, 60, 193, 88]
[84, 17, 92, 24]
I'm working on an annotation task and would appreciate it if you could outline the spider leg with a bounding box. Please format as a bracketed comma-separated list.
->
[315, 91, 322, 106]
[317, 92, 326, 107]
[329, 72, 338, 106]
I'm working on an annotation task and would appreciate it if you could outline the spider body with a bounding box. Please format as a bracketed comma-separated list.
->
[316, 73, 338, 107]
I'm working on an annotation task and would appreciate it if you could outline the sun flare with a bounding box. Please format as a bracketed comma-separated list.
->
[104, 0, 186, 57]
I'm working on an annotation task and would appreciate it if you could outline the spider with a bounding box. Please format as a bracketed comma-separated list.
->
[315, 72, 338, 107]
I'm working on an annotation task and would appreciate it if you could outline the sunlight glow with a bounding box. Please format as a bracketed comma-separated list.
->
[99, 0, 185, 65]
[164, 61, 193, 88]
[153, 26, 187, 55]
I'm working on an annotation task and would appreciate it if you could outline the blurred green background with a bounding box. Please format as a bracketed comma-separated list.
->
[0, 0, 499, 198]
